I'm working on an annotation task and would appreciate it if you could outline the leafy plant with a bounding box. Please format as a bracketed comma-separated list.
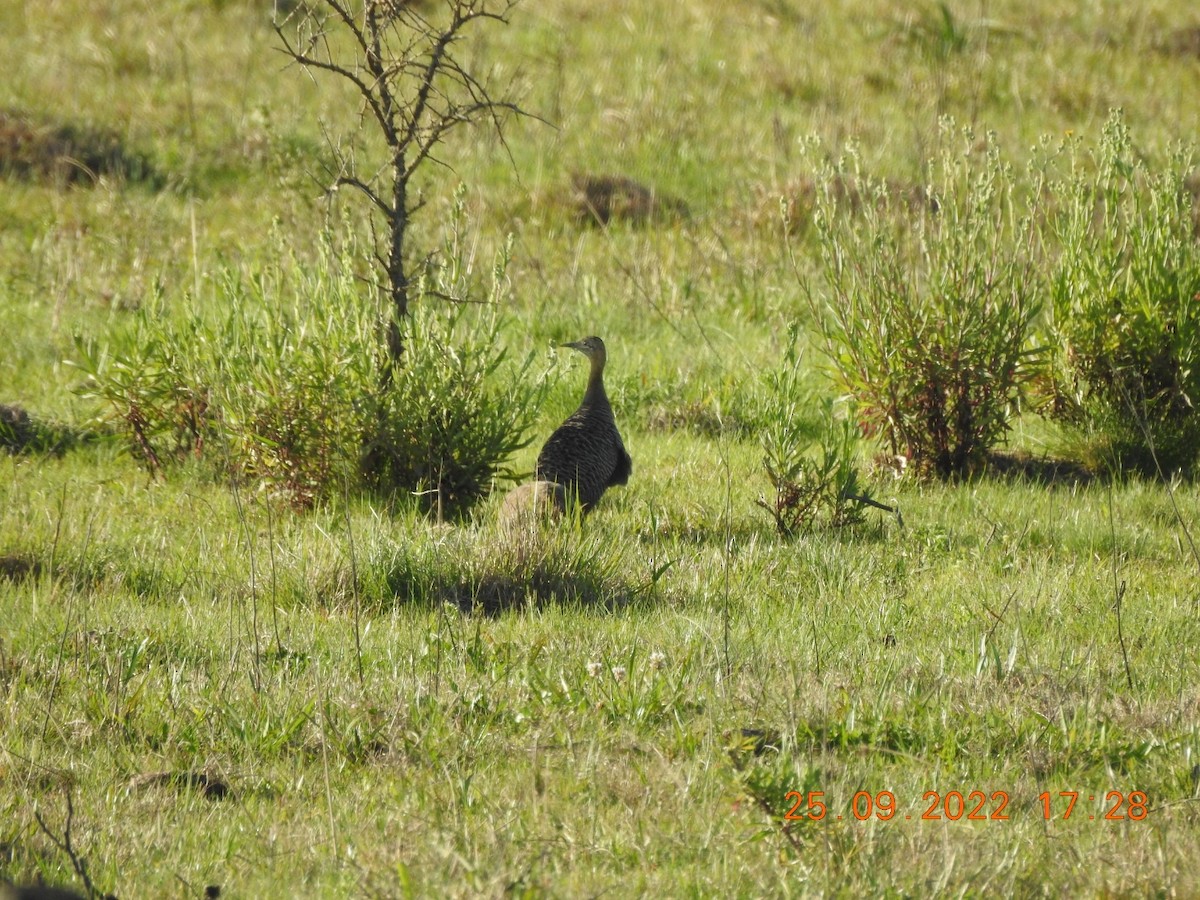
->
[756, 330, 882, 535]
[802, 126, 1043, 478]
[365, 302, 547, 518]
[900, 2, 969, 61]
[72, 291, 212, 476]
[1039, 111, 1200, 476]
[363, 191, 549, 517]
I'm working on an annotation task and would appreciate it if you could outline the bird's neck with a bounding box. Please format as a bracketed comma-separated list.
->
[583, 359, 608, 407]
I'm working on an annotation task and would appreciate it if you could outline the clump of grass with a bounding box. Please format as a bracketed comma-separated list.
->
[322, 517, 637, 615]
[467, 522, 637, 614]
[756, 329, 884, 535]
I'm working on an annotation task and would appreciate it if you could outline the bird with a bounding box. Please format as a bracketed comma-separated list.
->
[535, 336, 631, 512]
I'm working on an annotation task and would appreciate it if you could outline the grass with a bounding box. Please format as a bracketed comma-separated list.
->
[3, 0, 1200, 895]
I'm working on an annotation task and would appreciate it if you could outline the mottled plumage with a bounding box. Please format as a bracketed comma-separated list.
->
[536, 336, 631, 511]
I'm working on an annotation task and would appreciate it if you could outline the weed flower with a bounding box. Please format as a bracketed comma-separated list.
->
[586, 661, 603, 678]
[611, 665, 627, 682]
[648, 651, 667, 670]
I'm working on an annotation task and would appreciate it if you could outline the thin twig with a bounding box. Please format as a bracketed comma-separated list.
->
[343, 477, 365, 686]
[752, 795, 806, 855]
[34, 790, 107, 900]
[217, 417, 262, 694]
[41, 507, 95, 745]
[265, 495, 284, 657]
[717, 416, 733, 681]
[1106, 483, 1136, 692]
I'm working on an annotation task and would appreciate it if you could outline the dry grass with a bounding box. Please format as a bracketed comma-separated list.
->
[741, 172, 936, 236]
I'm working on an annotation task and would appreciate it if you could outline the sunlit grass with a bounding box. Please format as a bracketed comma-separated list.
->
[3, 0, 1200, 896]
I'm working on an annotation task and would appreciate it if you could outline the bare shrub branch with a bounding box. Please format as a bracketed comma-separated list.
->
[273, 0, 541, 363]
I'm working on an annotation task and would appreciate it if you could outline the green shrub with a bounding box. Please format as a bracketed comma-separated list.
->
[802, 126, 1043, 478]
[1040, 112, 1200, 476]
[74, 240, 379, 504]
[362, 192, 550, 517]
[74, 204, 547, 515]
[72, 287, 214, 474]
[364, 301, 548, 518]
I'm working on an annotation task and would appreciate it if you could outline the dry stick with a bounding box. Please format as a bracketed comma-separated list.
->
[40, 487, 71, 745]
[319, 700, 340, 859]
[1106, 483, 1135, 692]
[751, 795, 805, 856]
[610, 253, 691, 344]
[217, 418, 262, 694]
[34, 790, 105, 900]
[229, 473, 262, 694]
[41, 507, 95, 746]
[716, 416, 733, 682]
[49, 481, 67, 580]
[811, 614, 822, 680]
[343, 477, 365, 686]
[265, 495, 285, 656]
[434, 595, 446, 700]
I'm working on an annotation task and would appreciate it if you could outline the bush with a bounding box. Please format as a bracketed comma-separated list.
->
[1039, 112, 1200, 476]
[802, 126, 1043, 478]
[74, 205, 547, 515]
[364, 304, 548, 518]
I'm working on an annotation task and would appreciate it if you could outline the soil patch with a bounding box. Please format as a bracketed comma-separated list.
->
[0, 109, 161, 187]
[571, 173, 689, 226]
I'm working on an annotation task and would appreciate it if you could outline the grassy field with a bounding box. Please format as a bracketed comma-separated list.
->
[3, 0, 1200, 896]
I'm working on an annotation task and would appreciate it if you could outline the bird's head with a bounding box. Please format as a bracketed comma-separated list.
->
[562, 336, 607, 363]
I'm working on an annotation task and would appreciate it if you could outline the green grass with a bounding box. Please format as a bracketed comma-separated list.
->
[4, 0, 1200, 896]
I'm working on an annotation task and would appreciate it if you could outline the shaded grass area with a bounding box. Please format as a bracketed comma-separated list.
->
[0, 404, 93, 457]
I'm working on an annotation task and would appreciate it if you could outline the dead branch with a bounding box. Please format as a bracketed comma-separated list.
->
[273, 0, 538, 363]
[32, 790, 113, 900]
